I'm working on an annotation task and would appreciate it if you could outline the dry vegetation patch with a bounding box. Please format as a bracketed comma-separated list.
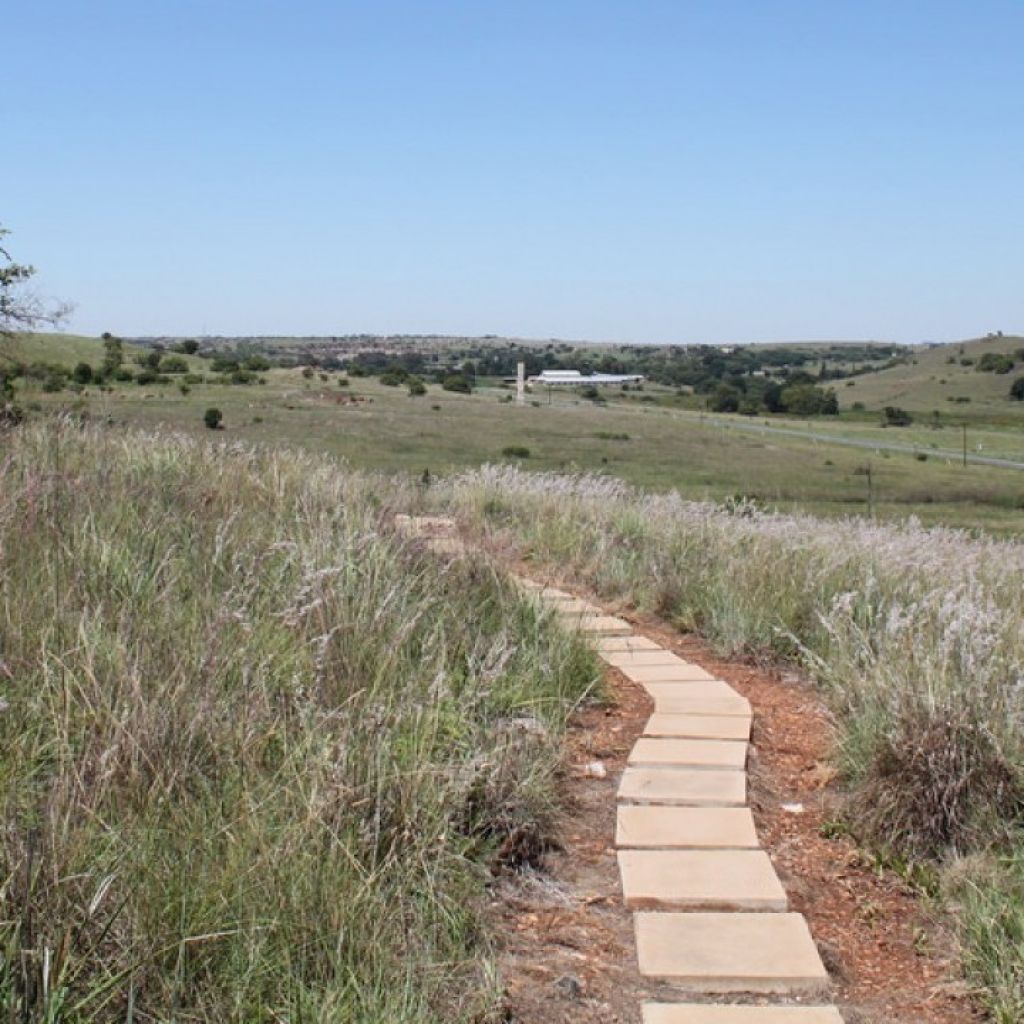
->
[0, 422, 599, 1023]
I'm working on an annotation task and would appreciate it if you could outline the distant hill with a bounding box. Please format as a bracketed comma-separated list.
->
[841, 335, 1024, 418]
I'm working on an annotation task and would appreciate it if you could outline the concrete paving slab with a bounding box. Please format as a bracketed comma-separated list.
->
[616, 805, 758, 849]
[425, 538, 467, 556]
[618, 767, 746, 806]
[649, 691, 752, 718]
[563, 614, 633, 636]
[643, 1006, 844, 1024]
[634, 912, 829, 994]
[645, 713, 752, 740]
[602, 650, 699, 668]
[595, 635, 661, 652]
[619, 849, 787, 911]
[642, 680, 746, 704]
[619, 663, 717, 683]
[544, 597, 601, 614]
[628, 737, 748, 770]
[511, 576, 543, 590]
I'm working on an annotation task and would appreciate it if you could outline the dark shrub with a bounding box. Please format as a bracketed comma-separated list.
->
[204, 407, 223, 430]
[882, 406, 913, 426]
[976, 353, 1015, 374]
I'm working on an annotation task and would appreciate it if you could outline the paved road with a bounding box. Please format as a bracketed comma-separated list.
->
[699, 416, 1024, 471]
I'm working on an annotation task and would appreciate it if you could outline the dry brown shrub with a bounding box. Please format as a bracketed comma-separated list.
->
[851, 701, 1023, 860]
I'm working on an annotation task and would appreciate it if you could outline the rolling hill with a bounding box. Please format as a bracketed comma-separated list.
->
[840, 334, 1024, 419]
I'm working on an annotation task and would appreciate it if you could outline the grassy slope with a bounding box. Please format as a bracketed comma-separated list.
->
[841, 335, 1024, 418]
[0, 332, 205, 373]
[0, 422, 598, 1023]
[0, 332, 124, 366]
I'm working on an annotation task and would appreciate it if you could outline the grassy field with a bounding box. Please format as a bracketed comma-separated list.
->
[441, 465, 1024, 1022]
[8, 334, 1024, 534]
[0, 421, 598, 1023]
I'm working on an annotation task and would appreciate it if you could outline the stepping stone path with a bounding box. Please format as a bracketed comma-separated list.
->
[515, 572, 837, 1020]
[393, 519, 838, 1020]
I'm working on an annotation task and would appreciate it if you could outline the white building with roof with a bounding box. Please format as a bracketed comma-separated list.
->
[528, 369, 645, 386]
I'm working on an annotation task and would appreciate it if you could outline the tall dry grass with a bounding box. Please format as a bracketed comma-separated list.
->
[0, 423, 598, 1023]
[444, 465, 1024, 1019]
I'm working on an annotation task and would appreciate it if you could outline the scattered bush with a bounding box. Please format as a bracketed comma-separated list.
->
[203, 407, 223, 429]
[442, 374, 472, 394]
[501, 445, 531, 459]
[977, 353, 1015, 374]
[882, 406, 913, 426]
[1010, 377, 1024, 401]
[159, 355, 189, 374]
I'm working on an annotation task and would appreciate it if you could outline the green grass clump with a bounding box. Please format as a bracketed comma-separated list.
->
[0, 422, 598, 1023]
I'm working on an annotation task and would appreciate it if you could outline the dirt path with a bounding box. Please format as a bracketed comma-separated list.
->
[394, 519, 982, 1022]
[494, 575, 983, 1024]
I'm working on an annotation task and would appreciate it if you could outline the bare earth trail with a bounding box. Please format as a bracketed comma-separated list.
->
[396, 517, 982, 1023]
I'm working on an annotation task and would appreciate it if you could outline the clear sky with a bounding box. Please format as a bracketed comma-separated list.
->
[4, 1, 1022, 343]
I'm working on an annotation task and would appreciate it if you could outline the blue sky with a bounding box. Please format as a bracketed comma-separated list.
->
[5, 1, 1022, 342]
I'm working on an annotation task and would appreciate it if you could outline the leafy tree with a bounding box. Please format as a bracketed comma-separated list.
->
[159, 355, 189, 374]
[178, 339, 200, 354]
[1010, 377, 1024, 401]
[779, 383, 838, 416]
[72, 362, 94, 385]
[710, 384, 741, 413]
[407, 377, 427, 396]
[102, 336, 124, 377]
[761, 382, 784, 413]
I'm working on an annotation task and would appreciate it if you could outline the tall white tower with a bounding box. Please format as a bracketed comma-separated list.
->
[516, 361, 525, 405]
